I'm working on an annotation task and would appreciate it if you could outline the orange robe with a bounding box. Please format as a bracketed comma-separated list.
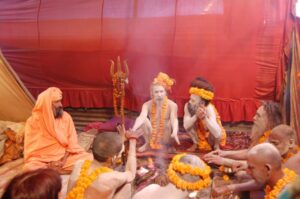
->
[23, 87, 93, 171]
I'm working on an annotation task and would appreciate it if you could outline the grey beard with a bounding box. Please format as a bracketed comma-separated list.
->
[250, 125, 265, 143]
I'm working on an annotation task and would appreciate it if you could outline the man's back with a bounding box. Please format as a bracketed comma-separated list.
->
[68, 160, 133, 199]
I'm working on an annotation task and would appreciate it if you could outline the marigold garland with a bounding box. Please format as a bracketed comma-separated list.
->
[189, 87, 214, 100]
[197, 127, 212, 151]
[264, 168, 298, 199]
[196, 104, 226, 151]
[153, 72, 174, 91]
[223, 175, 230, 181]
[282, 147, 300, 164]
[150, 96, 168, 149]
[219, 165, 225, 172]
[258, 130, 271, 144]
[66, 160, 112, 199]
[167, 153, 211, 191]
[112, 73, 126, 122]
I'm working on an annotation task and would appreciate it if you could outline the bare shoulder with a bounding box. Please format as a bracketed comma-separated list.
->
[183, 103, 190, 114]
[73, 160, 84, 173]
[144, 100, 153, 106]
[206, 104, 215, 112]
[184, 102, 188, 109]
[69, 160, 85, 186]
[206, 104, 217, 116]
[168, 99, 178, 108]
[98, 171, 129, 188]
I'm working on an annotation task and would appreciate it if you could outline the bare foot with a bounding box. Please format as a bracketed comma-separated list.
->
[138, 143, 149, 152]
[187, 144, 198, 152]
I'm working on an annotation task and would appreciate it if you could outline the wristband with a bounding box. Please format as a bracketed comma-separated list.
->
[127, 137, 137, 141]
[125, 134, 137, 140]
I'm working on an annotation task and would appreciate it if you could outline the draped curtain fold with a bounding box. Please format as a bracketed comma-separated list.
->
[0, 0, 293, 122]
[290, 24, 300, 144]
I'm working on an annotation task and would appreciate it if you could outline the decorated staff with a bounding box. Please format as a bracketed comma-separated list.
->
[110, 56, 129, 124]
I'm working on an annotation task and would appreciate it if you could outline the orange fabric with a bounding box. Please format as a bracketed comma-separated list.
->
[23, 87, 93, 171]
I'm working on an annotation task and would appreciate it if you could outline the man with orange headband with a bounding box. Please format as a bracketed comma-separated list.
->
[23, 87, 93, 174]
[183, 77, 226, 152]
[132, 72, 179, 152]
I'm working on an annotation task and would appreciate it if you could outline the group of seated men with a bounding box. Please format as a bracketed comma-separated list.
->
[2, 72, 300, 199]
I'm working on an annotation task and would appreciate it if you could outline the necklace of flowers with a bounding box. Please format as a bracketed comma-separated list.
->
[196, 120, 212, 151]
[112, 73, 125, 122]
[66, 160, 113, 199]
[167, 153, 211, 191]
[264, 168, 298, 199]
[196, 105, 226, 151]
[258, 130, 271, 144]
[282, 147, 300, 164]
[150, 96, 168, 149]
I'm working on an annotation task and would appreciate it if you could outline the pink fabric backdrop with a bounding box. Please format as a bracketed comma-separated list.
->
[0, 0, 293, 122]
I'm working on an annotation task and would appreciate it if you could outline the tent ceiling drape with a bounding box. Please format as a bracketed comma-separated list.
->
[0, 0, 293, 122]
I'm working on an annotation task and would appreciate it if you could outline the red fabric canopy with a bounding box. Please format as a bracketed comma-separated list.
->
[0, 0, 293, 122]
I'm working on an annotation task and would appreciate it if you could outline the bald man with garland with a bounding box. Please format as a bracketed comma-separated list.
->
[213, 143, 298, 199]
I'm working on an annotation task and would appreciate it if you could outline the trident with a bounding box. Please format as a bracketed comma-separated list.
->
[110, 56, 129, 124]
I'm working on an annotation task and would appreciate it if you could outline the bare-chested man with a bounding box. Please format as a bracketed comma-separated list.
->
[212, 125, 299, 197]
[183, 77, 226, 151]
[204, 101, 282, 164]
[213, 143, 298, 198]
[268, 124, 299, 164]
[132, 72, 179, 152]
[67, 126, 140, 199]
[133, 153, 211, 199]
[285, 153, 300, 175]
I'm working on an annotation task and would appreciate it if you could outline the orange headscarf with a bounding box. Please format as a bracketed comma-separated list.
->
[31, 87, 68, 146]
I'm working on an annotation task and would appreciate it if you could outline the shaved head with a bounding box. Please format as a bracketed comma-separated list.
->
[248, 143, 282, 169]
[92, 132, 123, 162]
[271, 125, 295, 140]
[268, 125, 296, 156]
[247, 143, 282, 184]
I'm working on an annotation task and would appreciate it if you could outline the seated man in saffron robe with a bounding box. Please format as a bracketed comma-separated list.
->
[23, 87, 93, 174]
